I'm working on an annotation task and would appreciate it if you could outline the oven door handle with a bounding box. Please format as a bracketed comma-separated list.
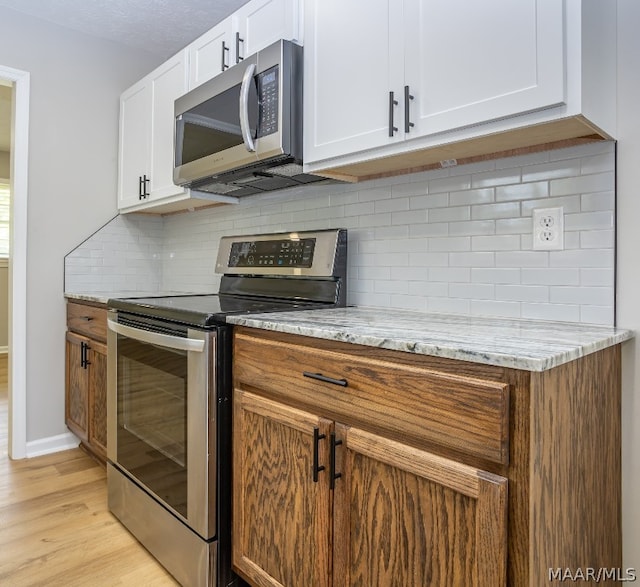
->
[107, 319, 205, 352]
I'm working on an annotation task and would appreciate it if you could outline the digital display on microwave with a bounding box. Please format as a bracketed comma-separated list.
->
[228, 238, 315, 268]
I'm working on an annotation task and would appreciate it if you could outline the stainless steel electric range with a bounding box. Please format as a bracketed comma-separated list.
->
[106, 229, 347, 587]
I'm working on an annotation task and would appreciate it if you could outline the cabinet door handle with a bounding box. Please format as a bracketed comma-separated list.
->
[312, 427, 326, 483]
[404, 85, 415, 133]
[236, 32, 244, 63]
[80, 341, 91, 369]
[303, 371, 348, 387]
[138, 175, 143, 199]
[143, 174, 150, 197]
[330, 433, 342, 490]
[388, 91, 398, 137]
[221, 41, 230, 71]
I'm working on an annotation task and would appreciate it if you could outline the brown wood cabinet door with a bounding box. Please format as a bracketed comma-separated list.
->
[233, 390, 332, 587]
[88, 340, 108, 461]
[333, 424, 508, 587]
[65, 332, 89, 442]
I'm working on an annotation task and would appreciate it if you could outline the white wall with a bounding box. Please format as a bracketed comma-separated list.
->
[617, 0, 640, 570]
[0, 7, 159, 442]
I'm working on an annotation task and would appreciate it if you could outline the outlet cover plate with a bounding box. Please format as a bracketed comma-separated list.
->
[532, 207, 564, 250]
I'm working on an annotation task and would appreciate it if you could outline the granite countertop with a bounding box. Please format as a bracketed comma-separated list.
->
[227, 307, 634, 372]
[64, 291, 212, 305]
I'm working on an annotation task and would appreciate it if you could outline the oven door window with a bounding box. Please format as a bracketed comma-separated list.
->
[116, 336, 189, 518]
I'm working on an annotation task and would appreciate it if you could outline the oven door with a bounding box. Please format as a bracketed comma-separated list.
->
[107, 311, 216, 540]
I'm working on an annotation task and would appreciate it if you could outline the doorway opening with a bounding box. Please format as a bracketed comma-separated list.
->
[0, 65, 30, 459]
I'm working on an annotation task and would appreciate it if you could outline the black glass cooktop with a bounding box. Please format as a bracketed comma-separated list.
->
[108, 294, 320, 327]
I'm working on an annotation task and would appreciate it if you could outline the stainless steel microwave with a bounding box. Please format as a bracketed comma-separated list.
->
[174, 40, 328, 198]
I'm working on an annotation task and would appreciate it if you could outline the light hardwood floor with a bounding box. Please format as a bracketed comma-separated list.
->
[0, 355, 180, 586]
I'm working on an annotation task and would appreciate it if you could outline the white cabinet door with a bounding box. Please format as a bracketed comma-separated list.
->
[234, 0, 302, 64]
[188, 18, 234, 89]
[118, 81, 150, 209]
[403, 0, 565, 138]
[303, 0, 404, 163]
[148, 49, 189, 201]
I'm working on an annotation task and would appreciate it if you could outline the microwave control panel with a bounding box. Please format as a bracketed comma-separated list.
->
[228, 238, 315, 268]
[257, 66, 279, 138]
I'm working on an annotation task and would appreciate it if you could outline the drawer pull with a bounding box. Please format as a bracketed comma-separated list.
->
[303, 371, 348, 387]
[81, 316, 94, 321]
[312, 428, 326, 483]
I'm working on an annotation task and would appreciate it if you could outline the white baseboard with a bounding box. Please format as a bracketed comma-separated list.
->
[26, 431, 80, 458]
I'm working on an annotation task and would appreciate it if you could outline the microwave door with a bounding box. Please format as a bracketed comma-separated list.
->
[174, 61, 260, 185]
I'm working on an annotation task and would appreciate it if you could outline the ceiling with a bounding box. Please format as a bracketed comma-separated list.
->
[0, 0, 251, 154]
[0, 0, 250, 59]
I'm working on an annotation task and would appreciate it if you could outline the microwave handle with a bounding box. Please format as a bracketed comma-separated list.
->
[107, 319, 205, 353]
[239, 63, 257, 153]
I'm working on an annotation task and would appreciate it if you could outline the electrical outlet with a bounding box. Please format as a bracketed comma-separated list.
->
[532, 207, 564, 250]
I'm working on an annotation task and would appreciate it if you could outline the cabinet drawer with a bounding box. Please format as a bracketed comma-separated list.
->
[67, 302, 107, 342]
[234, 329, 510, 465]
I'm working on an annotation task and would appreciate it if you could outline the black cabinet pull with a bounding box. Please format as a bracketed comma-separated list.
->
[236, 32, 244, 63]
[303, 371, 348, 387]
[388, 91, 398, 137]
[221, 41, 230, 71]
[138, 175, 143, 199]
[330, 433, 342, 490]
[142, 174, 150, 198]
[81, 315, 94, 322]
[404, 85, 414, 133]
[84, 342, 91, 368]
[80, 341, 91, 369]
[312, 427, 326, 483]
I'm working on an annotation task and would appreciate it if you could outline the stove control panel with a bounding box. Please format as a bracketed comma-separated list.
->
[216, 229, 346, 278]
[228, 238, 315, 268]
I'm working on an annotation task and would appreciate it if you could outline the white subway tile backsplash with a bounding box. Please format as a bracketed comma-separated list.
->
[550, 286, 613, 306]
[472, 235, 521, 252]
[580, 230, 615, 249]
[550, 172, 615, 197]
[472, 202, 521, 220]
[522, 268, 580, 286]
[64, 143, 615, 325]
[449, 187, 495, 206]
[449, 252, 495, 267]
[472, 168, 521, 188]
[496, 284, 549, 303]
[429, 206, 471, 222]
[521, 159, 582, 182]
[471, 268, 521, 284]
[521, 302, 581, 322]
[410, 193, 449, 209]
[449, 220, 495, 236]
[429, 175, 471, 194]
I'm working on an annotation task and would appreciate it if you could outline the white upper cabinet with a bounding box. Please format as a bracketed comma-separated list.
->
[188, 19, 235, 89]
[188, 0, 302, 89]
[303, 0, 403, 163]
[234, 0, 303, 62]
[118, 81, 150, 210]
[403, 0, 564, 138]
[118, 50, 189, 212]
[304, 0, 614, 182]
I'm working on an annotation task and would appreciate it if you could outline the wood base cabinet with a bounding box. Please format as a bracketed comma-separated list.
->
[232, 327, 622, 586]
[65, 301, 108, 462]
